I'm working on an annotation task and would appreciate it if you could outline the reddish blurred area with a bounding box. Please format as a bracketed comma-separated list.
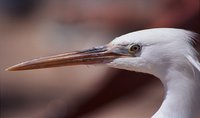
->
[0, 0, 199, 118]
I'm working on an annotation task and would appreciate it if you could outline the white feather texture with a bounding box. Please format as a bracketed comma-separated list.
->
[107, 28, 200, 118]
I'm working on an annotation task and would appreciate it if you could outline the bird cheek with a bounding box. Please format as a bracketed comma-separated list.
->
[107, 58, 142, 72]
[106, 58, 130, 70]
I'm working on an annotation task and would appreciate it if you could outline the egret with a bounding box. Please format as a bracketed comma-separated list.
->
[7, 28, 200, 118]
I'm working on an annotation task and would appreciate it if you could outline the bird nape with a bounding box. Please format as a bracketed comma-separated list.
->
[6, 28, 200, 118]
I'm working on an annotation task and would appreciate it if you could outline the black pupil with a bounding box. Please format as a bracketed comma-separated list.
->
[133, 46, 138, 50]
[131, 45, 139, 51]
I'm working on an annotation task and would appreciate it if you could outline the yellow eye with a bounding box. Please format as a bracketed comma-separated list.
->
[128, 44, 141, 53]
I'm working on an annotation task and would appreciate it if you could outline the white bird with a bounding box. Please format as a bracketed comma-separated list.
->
[7, 28, 200, 118]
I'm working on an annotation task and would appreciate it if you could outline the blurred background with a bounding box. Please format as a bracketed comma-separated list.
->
[0, 0, 199, 118]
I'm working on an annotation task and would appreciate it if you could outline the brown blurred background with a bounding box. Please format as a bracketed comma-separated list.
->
[0, 0, 199, 118]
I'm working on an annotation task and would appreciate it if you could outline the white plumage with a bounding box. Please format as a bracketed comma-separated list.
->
[108, 28, 200, 118]
[7, 28, 200, 118]
[110, 28, 200, 75]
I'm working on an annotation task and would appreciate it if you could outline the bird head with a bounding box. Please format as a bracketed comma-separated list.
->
[108, 28, 199, 77]
[7, 28, 199, 78]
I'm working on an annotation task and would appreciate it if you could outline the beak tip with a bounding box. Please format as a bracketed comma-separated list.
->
[5, 65, 21, 71]
[5, 67, 16, 71]
[5, 68, 12, 71]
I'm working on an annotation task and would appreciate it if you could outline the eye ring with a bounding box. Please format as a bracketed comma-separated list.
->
[128, 44, 141, 53]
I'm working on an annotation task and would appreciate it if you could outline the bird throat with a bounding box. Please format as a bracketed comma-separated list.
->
[152, 70, 200, 118]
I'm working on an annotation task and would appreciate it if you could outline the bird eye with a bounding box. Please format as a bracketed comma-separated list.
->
[128, 44, 141, 53]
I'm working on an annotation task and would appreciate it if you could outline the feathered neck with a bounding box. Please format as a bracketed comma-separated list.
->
[152, 66, 200, 118]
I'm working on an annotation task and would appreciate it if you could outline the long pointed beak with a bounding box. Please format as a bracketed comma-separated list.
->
[6, 45, 119, 71]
